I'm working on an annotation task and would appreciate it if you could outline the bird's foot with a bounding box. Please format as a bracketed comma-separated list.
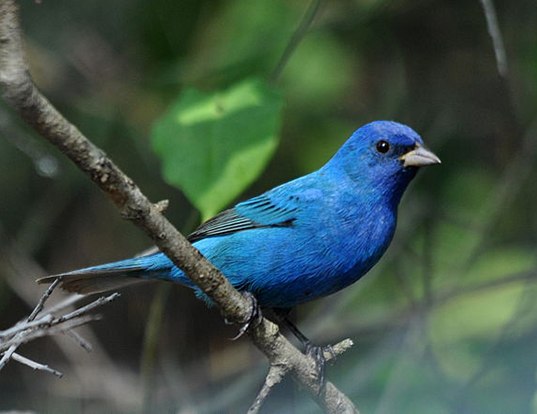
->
[304, 342, 336, 392]
[274, 313, 336, 390]
[230, 291, 262, 340]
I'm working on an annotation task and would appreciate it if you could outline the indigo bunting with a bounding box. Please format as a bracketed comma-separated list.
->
[39, 121, 439, 314]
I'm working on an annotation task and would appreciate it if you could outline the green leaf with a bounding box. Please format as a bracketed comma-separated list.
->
[151, 78, 283, 221]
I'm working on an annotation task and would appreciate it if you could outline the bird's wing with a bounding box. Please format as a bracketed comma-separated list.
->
[188, 194, 298, 243]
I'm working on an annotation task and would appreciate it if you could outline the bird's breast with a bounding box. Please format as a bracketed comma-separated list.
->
[312, 202, 397, 294]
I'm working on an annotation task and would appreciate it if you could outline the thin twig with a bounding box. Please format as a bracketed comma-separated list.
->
[141, 284, 171, 412]
[27, 277, 61, 322]
[0, 279, 61, 371]
[479, 0, 508, 78]
[0, 294, 119, 350]
[64, 330, 93, 352]
[0, 232, 140, 406]
[46, 293, 86, 315]
[0, 314, 53, 338]
[248, 365, 287, 414]
[0, 279, 119, 376]
[270, 0, 322, 83]
[12, 352, 63, 378]
[1, 315, 100, 351]
[0, 344, 18, 371]
[451, 119, 537, 285]
[58, 293, 120, 323]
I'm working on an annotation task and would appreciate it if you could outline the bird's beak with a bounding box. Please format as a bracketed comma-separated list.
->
[400, 145, 441, 167]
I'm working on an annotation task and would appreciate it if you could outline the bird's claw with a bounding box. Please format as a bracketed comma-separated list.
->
[305, 342, 336, 392]
[229, 292, 262, 340]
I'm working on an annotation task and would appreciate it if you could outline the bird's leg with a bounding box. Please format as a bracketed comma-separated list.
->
[272, 308, 313, 348]
[273, 309, 336, 390]
[230, 291, 263, 340]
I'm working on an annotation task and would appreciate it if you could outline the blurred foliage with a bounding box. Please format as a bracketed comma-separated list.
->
[1, 0, 537, 413]
[152, 77, 283, 220]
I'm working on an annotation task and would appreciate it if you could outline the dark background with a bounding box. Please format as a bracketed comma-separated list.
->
[1, 1, 537, 413]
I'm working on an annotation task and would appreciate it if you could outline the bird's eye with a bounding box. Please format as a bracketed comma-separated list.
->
[376, 140, 390, 154]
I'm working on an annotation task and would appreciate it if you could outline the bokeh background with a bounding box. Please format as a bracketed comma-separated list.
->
[1, 0, 537, 413]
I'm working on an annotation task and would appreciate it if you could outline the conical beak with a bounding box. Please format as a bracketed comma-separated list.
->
[400, 145, 441, 167]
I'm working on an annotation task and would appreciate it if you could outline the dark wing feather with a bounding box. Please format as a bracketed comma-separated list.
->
[188, 209, 263, 242]
[188, 195, 298, 243]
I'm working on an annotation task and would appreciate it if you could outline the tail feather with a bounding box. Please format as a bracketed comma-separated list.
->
[36, 253, 171, 295]
[37, 269, 152, 295]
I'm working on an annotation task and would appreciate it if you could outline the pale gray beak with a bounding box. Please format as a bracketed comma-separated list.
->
[400, 145, 441, 167]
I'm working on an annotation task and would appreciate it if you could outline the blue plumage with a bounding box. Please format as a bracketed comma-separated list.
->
[39, 121, 440, 309]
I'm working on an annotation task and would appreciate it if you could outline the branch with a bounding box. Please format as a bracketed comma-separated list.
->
[248, 339, 354, 414]
[0, 2, 358, 412]
[0, 278, 119, 376]
[11, 352, 63, 378]
[0, 229, 141, 405]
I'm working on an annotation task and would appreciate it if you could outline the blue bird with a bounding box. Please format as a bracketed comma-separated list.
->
[38, 120, 439, 326]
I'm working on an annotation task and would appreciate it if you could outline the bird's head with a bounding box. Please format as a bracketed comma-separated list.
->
[324, 120, 441, 206]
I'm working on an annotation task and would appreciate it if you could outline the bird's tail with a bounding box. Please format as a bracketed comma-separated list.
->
[36, 253, 177, 295]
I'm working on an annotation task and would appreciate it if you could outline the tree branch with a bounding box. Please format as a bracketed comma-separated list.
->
[0, 278, 119, 376]
[0, 2, 358, 412]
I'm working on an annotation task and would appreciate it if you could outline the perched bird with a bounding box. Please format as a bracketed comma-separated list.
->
[38, 120, 439, 331]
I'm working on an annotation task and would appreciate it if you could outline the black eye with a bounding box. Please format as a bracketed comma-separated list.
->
[376, 140, 390, 154]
